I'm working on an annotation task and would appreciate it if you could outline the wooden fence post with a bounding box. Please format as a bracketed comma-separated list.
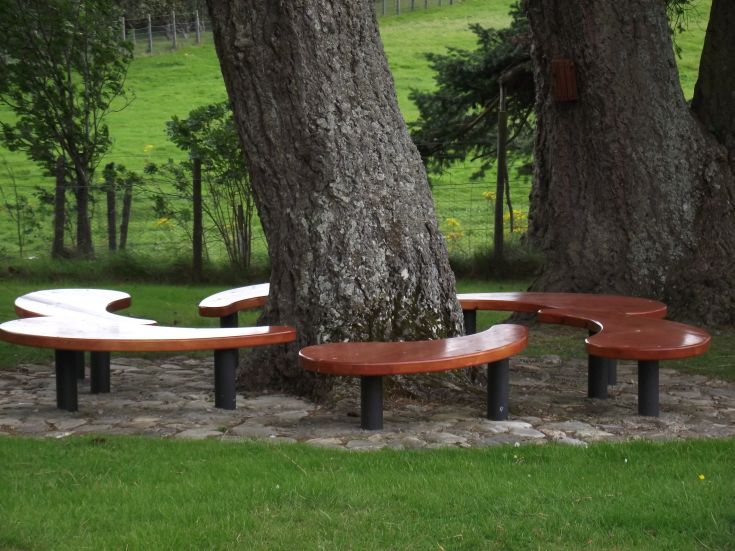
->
[147, 14, 153, 54]
[105, 165, 117, 252]
[52, 156, 66, 258]
[119, 180, 132, 250]
[121, 16, 126, 40]
[396, 0, 400, 15]
[493, 84, 508, 268]
[195, 10, 201, 44]
[172, 11, 177, 50]
[192, 158, 203, 281]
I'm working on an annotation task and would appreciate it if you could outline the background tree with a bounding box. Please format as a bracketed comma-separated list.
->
[524, 0, 735, 324]
[0, 0, 133, 257]
[148, 102, 257, 272]
[207, 0, 463, 398]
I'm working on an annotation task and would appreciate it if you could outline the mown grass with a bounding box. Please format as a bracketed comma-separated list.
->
[0, 436, 733, 550]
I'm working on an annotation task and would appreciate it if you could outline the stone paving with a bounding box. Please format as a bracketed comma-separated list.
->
[1, 354, 734, 449]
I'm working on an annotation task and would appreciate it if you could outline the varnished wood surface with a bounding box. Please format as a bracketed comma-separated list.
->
[537, 308, 710, 360]
[198, 283, 270, 317]
[0, 316, 296, 352]
[299, 324, 528, 376]
[458, 292, 667, 318]
[15, 289, 156, 325]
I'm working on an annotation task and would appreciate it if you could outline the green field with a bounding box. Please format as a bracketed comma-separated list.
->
[1, 436, 733, 550]
[0, 0, 712, 265]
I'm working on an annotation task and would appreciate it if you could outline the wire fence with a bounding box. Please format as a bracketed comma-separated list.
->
[121, 1, 459, 55]
[0, 149, 533, 265]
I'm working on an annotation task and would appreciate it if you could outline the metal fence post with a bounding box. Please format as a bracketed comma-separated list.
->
[147, 14, 153, 53]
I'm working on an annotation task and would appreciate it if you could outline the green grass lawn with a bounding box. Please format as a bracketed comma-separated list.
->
[0, 436, 733, 550]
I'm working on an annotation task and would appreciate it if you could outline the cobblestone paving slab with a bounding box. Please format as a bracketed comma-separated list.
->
[1, 354, 734, 449]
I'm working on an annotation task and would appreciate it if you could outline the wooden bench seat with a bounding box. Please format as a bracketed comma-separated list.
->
[0, 316, 296, 412]
[201, 284, 709, 417]
[537, 308, 711, 415]
[199, 283, 270, 327]
[299, 324, 528, 429]
[458, 291, 668, 392]
[15, 288, 156, 324]
[14, 289, 157, 393]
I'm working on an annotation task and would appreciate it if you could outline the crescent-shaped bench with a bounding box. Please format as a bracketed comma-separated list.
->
[536, 308, 711, 415]
[299, 324, 529, 430]
[0, 316, 296, 412]
[14, 289, 157, 393]
[197, 284, 709, 419]
[457, 291, 668, 398]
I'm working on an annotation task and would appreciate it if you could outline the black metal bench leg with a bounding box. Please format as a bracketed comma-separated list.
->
[588, 355, 609, 399]
[55, 350, 79, 412]
[90, 352, 111, 394]
[214, 349, 238, 410]
[607, 359, 618, 386]
[638, 360, 659, 416]
[463, 309, 477, 335]
[487, 359, 509, 421]
[219, 313, 239, 328]
[360, 376, 383, 430]
[75, 351, 85, 380]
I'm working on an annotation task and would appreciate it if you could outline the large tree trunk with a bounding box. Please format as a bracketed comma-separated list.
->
[525, 0, 735, 325]
[207, 0, 463, 398]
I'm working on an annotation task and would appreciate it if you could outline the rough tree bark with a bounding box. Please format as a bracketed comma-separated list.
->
[525, 0, 735, 324]
[206, 0, 463, 398]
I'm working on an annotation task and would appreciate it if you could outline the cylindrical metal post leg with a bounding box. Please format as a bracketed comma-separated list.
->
[219, 313, 239, 328]
[55, 350, 78, 412]
[360, 376, 383, 430]
[463, 309, 477, 335]
[90, 352, 111, 393]
[214, 349, 238, 410]
[638, 360, 659, 416]
[588, 355, 608, 399]
[487, 359, 509, 421]
[75, 351, 85, 379]
[607, 359, 618, 385]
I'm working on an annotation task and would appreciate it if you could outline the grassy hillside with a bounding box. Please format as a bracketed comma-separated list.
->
[0, 0, 711, 263]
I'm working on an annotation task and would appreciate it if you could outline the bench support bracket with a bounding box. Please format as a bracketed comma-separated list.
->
[361, 376, 383, 430]
[55, 350, 79, 412]
[588, 355, 609, 399]
[487, 359, 509, 421]
[214, 349, 238, 410]
[75, 351, 85, 380]
[90, 352, 111, 393]
[607, 359, 618, 385]
[463, 309, 477, 335]
[638, 360, 659, 416]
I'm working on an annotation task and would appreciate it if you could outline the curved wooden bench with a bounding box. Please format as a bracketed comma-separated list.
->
[537, 308, 711, 415]
[15, 288, 156, 324]
[198, 283, 270, 327]
[0, 317, 296, 412]
[458, 291, 668, 391]
[14, 289, 157, 393]
[299, 324, 528, 429]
